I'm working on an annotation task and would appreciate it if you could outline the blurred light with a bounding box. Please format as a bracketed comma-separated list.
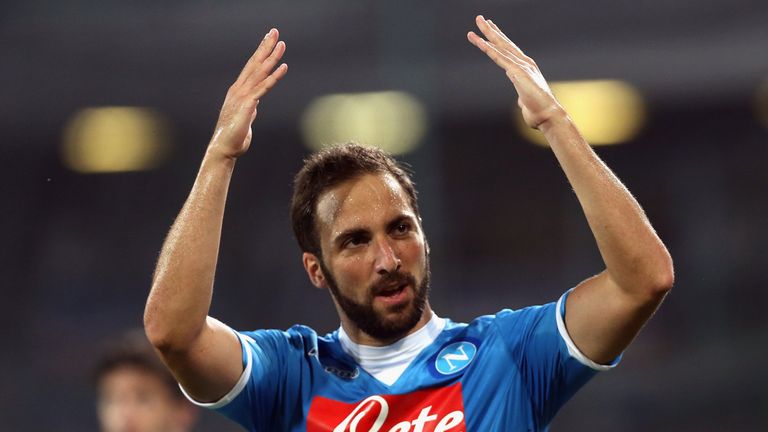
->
[755, 78, 768, 128]
[516, 80, 645, 147]
[62, 107, 171, 173]
[301, 91, 427, 155]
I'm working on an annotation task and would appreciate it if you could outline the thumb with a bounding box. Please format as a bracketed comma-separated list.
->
[248, 100, 260, 123]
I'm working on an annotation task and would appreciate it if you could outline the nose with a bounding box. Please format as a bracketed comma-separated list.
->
[106, 399, 139, 432]
[373, 237, 401, 275]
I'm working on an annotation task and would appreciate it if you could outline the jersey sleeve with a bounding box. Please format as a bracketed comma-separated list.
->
[494, 290, 621, 426]
[179, 328, 306, 431]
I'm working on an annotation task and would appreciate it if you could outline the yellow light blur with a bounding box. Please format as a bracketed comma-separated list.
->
[516, 80, 645, 147]
[755, 78, 768, 128]
[62, 107, 171, 173]
[301, 91, 427, 155]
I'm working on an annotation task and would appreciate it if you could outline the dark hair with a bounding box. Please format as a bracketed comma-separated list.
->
[93, 329, 182, 399]
[291, 143, 420, 256]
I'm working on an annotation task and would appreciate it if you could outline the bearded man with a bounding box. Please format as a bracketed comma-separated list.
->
[144, 16, 673, 431]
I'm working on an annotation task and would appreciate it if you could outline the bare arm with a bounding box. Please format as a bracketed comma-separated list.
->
[143, 28, 288, 402]
[467, 16, 673, 364]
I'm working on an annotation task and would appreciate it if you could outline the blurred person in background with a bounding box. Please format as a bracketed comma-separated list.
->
[94, 329, 198, 432]
[143, 16, 673, 431]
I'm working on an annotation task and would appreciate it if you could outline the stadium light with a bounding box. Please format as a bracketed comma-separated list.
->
[62, 107, 171, 173]
[516, 80, 645, 147]
[301, 91, 427, 155]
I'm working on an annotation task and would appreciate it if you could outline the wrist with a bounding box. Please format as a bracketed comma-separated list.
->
[536, 105, 572, 134]
[204, 145, 239, 165]
[203, 146, 238, 171]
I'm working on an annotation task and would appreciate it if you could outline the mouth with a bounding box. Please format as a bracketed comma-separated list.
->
[374, 283, 409, 305]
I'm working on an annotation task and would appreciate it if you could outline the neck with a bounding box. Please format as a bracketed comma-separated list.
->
[340, 304, 434, 347]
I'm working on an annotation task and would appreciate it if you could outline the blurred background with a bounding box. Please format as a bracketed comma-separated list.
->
[2, 0, 767, 430]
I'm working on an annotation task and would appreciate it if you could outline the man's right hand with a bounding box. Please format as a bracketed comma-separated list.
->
[208, 28, 288, 160]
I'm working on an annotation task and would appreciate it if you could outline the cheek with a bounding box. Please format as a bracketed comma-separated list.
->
[403, 240, 427, 268]
[333, 257, 370, 289]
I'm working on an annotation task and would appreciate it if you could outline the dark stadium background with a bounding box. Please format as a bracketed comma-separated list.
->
[2, 1, 767, 430]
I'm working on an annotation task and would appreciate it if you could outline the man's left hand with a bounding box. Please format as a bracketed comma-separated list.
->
[467, 15, 564, 130]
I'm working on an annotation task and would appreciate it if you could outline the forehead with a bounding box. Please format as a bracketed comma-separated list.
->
[316, 173, 413, 232]
[99, 366, 169, 395]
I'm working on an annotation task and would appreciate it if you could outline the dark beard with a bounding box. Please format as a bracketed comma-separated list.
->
[321, 259, 430, 342]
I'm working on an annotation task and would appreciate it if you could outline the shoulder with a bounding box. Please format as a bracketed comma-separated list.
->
[434, 303, 557, 341]
[449, 301, 559, 334]
[238, 324, 330, 357]
[494, 302, 559, 329]
[434, 301, 563, 361]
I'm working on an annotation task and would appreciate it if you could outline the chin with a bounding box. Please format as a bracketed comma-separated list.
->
[378, 303, 424, 335]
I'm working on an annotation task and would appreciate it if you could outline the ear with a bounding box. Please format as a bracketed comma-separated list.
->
[303, 252, 327, 289]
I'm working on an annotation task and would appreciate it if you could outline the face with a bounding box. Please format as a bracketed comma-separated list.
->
[97, 366, 193, 432]
[306, 172, 431, 344]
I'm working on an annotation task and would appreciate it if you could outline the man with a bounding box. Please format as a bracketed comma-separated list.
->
[144, 16, 673, 431]
[94, 330, 198, 432]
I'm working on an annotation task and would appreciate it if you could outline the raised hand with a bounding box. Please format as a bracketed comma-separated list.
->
[467, 16, 563, 130]
[208, 28, 288, 160]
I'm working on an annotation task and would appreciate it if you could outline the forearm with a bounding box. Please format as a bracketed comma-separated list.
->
[540, 112, 673, 297]
[144, 149, 236, 351]
[138, 30, 286, 402]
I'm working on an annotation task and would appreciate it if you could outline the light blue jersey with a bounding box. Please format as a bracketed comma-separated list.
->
[184, 293, 618, 431]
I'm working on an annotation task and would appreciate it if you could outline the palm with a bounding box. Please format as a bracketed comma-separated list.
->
[212, 102, 256, 158]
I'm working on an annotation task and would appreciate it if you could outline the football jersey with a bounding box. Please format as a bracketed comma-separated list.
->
[182, 292, 618, 431]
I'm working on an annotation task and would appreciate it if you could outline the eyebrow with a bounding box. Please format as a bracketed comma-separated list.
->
[332, 214, 417, 244]
[332, 227, 369, 249]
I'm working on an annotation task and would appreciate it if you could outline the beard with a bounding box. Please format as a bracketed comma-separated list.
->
[321, 258, 431, 343]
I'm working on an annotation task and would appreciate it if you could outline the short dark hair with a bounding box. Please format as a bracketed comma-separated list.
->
[291, 143, 421, 256]
[93, 329, 182, 399]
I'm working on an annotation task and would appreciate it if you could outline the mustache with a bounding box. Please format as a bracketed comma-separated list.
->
[370, 271, 416, 296]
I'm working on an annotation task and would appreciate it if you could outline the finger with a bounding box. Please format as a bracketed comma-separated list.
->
[475, 16, 533, 65]
[242, 40, 286, 88]
[485, 20, 514, 48]
[253, 28, 280, 63]
[246, 100, 260, 124]
[262, 41, 287, 76]
[474, 16, 505, 47]
[236, 28, 280, 82]
[251, 63, 288, 101]
[467, 31, 527, 73]
[487, 19, 534, 64]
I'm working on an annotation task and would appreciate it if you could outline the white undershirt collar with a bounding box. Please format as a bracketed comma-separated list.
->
[338, 312, 446, 386]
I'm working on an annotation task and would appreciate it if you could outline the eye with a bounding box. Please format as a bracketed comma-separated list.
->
[343, 234, 368, 248]
[393, 221, 412, 235]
